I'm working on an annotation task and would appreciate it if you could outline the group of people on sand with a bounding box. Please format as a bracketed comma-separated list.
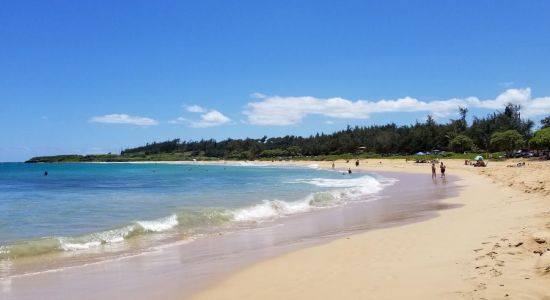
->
[465, 159, 487, 167]
[431, 161, 446, 179]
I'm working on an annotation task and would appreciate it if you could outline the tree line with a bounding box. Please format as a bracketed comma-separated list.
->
[120, 104, 549, 160]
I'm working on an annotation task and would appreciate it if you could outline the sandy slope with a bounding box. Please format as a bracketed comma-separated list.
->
[189, 159, 550, 300]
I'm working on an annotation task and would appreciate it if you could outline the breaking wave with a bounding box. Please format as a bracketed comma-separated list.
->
[231, 175, 397, 222]
[0, 174, 396, 260]
[0, 215, 180, 259]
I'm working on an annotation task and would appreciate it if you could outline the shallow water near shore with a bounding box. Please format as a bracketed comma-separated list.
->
[0, 163, 393, 274]
[0, 162, 459, 300]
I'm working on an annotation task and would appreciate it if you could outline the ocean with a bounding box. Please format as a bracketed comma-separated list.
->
[0, 162, 396, 265]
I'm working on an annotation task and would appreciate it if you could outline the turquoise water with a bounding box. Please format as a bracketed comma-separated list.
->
[0, 162, 394, 260]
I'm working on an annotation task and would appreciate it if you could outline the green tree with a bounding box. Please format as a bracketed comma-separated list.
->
[285, 146, 302, 157]
[260, 149, 285, 158]
[448, 135, 474, 153]
[529, 127, 550, 150]
[490, 130, 524, 155]
[541, 116, 550, 129]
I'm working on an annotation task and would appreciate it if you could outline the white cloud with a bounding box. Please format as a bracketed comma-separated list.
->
[523, 96, 550, 117]
[191, 110, 232, 128]
[186, 105, 207, 113]
[170, 110, 232, 128]
[169, 117, 188, 124]
[90, 114, 158, 126]
[243, 88, 550, 125]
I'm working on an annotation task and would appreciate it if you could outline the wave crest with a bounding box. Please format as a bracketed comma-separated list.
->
[1, 174, 396, 260]
[230, 174, 395, 222]
[136, 214, 178, 232]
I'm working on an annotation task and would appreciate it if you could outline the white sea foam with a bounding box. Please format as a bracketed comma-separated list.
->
[57, 215, 179, 252]
[231, 175, 396, 223]
[136, 214, 179, 232]
[59, 240, 102, 251]
[231, 200, 284, 221]
[58, 226, 132, 251]
[231, 199, 312, 222]
[2, 173, 396, 259]
[237, 162, 271, 167]
[296, 175, 380, 188]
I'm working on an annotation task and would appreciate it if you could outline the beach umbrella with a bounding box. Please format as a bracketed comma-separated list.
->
[474, 155, 484, 161]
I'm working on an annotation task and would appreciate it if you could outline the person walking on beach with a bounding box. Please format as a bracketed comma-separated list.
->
[355, 160, 359, 167]
[348, 168, 352, 174]
[440, 162, 446, 178]
[332, 161, 335, 169]
[431, 162, 437, 179]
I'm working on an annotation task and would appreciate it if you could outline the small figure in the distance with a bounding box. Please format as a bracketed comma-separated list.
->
[348, 168, 352, 174]
[44, 171, 48, 176]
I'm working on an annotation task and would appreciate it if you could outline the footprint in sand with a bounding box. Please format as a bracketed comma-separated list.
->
[475, 265, 488, 269]
[489, 268, 503, 277]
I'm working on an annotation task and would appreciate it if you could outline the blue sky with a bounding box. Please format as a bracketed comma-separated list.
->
[1, 1, 550, 161]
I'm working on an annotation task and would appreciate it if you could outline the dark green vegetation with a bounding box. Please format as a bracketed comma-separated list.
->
[529, 127, 550, 150]
[490, 130, 525, 156]
[27, 105, 549, 163]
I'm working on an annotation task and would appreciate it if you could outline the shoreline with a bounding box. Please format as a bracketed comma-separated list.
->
[0, 165, 462, 300]
[189, 159, 550, 300]
[1, 159, 548, 299]
[0, 162, 396, 278]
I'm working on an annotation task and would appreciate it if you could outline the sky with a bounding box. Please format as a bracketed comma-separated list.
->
[1, 1, 550, 161]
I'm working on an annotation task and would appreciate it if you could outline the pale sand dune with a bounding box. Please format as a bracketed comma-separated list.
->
[189, 159, 550, 300]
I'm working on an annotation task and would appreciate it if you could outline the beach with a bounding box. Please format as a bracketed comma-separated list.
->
[1, 159, 549, 299]
[190, 159, 550, 300]
[0, 163, 457, 299]
[4, 1, 550, 299]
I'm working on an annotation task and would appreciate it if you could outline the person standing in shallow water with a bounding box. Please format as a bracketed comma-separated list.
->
[440, 162, 446, 178]
[431, 162, 436, 179]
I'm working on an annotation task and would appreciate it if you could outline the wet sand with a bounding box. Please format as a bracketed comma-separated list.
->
[0, 171, 460, 300]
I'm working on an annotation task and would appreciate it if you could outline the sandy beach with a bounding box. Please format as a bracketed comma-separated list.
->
[2, 159, 549, 300]
[190, 159, 550, 300]
[4, 2, 550, 299]
[1, 165, 460, 300]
